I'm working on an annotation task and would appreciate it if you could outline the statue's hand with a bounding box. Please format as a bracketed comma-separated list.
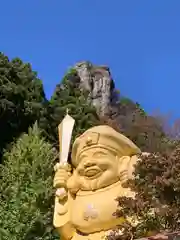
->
[53, 163, 72, 200]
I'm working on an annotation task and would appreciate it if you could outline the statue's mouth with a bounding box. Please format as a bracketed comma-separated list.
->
[84, 167, 102, 179]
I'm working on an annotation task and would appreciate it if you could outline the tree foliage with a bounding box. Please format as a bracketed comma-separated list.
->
[40, 68, 100, 149]
[101, 97, 173, 153]
[106, 143, 180, 240]
[0, 123, 59, 240]
[0, 53, 46, 159]
[1, 54, 180, 240]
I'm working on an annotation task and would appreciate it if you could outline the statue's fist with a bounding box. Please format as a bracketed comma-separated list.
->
[53, 163, 72, 200]
[53, 163, 71, 189]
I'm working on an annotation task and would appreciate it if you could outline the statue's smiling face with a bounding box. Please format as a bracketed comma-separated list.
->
[75, 147, 120, 191]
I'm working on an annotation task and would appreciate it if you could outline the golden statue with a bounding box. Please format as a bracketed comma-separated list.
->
[53, 113, 141, 240]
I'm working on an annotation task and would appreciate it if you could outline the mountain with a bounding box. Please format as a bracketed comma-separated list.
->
[74, 61, 115, 116]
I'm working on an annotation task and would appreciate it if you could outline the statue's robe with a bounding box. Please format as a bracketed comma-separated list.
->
[55, 180, 135, 240]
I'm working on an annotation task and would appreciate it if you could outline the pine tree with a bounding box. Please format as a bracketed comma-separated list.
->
[0, 123, 59, 240]
[0, 53, 46, 159]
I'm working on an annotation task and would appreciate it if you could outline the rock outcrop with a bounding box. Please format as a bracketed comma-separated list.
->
[74, 61, 115, 116]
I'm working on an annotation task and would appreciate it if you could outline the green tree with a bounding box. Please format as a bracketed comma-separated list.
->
[0, 53, 46, 159]
[0, 123, 59, 240]
[40, 68, 100, 149]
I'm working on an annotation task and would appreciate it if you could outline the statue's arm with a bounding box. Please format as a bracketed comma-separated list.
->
[53, 192, 75, 240]
[53, 165, 76, 240]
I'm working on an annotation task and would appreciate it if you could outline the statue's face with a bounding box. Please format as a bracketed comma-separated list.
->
[75, 147, 121, 191]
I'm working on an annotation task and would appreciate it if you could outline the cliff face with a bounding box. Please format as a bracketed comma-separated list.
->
[74, 61, 115, 116]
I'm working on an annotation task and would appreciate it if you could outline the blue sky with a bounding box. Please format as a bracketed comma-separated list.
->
[1, 1, 180, 119]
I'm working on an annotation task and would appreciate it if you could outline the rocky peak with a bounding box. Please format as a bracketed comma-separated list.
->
[74, 61, 115, 116]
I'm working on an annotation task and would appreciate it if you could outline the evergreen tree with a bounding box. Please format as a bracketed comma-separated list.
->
[0, 123, 59, 240]
[0, 53, 46, 159]
[40, 68, 100, 149]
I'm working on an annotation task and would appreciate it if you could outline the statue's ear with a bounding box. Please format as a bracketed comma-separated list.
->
[117, 155, 139, 187]
[117, 156, 131, 183]
[117, 156, 130, 171]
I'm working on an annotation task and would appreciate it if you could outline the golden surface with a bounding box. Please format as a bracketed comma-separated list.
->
[53, 125, 141, 240]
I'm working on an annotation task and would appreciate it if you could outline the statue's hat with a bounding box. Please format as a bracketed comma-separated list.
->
[71, 125, 141, 166]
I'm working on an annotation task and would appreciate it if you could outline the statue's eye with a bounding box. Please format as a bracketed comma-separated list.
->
[79, 154, 88, 162]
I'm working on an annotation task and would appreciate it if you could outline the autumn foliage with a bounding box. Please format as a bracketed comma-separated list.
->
[106, 136, 180, 239]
